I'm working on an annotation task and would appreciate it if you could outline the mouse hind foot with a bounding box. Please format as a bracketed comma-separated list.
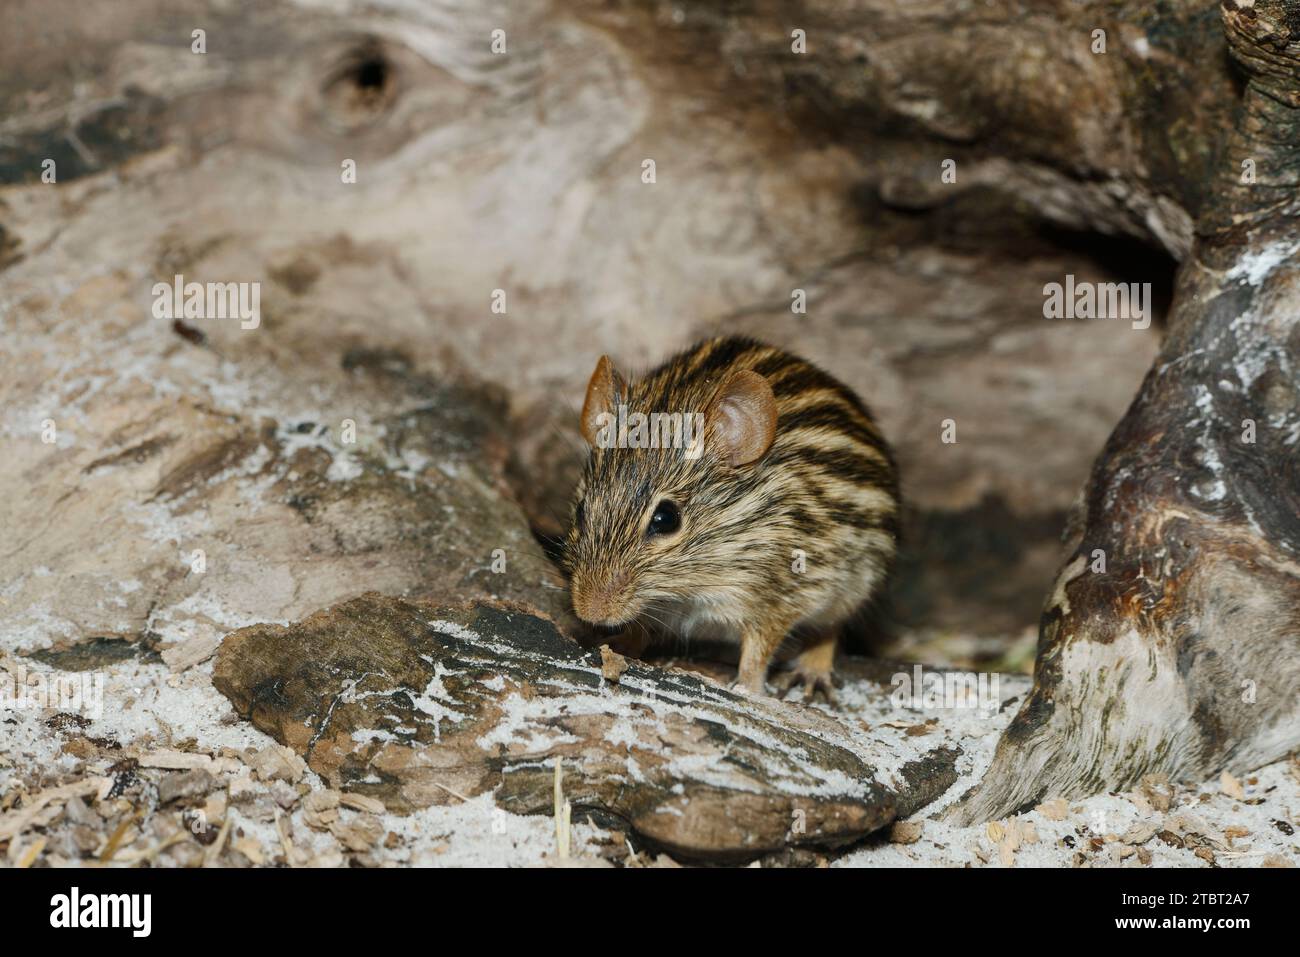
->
[773, 632, 839, 705]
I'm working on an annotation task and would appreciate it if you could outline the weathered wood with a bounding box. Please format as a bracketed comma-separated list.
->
[577, 0, 1241, 258]
[949, 0, 1300, 824]
[212, 594, 966, 860]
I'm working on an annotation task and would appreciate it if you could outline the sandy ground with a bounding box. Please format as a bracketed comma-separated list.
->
[1, 644, 1296, 868]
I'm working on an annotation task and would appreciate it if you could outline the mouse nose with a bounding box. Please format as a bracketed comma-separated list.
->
[572, 568, 633, 625]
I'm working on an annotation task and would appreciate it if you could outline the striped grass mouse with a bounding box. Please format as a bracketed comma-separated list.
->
[561, 336, 899, 700]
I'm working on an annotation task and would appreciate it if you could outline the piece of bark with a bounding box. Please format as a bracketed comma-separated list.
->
[156, 768, 215, 805]
[212, 594, 962, 861]
[948, 0, 1300, 824]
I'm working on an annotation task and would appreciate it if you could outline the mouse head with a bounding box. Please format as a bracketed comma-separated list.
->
[562, 353, 778, 628]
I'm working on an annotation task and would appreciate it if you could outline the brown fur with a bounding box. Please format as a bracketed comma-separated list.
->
[562, 336, 899, 696]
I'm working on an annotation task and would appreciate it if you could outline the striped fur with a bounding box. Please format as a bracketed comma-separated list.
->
[562, 336, 899, 692]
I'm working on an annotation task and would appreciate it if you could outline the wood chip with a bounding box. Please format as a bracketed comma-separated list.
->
[339, 792, 386, 815]
[304, 790, 341, 830]
[158, 768, 216, 805]
[889, 821, 923, 844]
[1036, 798, 1068, 821]
[1219, 770, 1246, 800]
[138, 750, 239, 774]
[305, 790, 340, 812]
[600, 645, 629, 682]
[203, 791, 228, 823]
[13, 836, 47, 868]
[330, 818, 383, 852]
[160, 630, 223, 672]
[98, 814, 138, 863]
[1004, 820, 1022, 853]
[998, 837, 1016, 867]
[1170, 812, 1230, 850]
[1140, 773, 1173, 812]
[247, 744, 307, 783]
[311, 847, 347, 868]
[1127, 790, 1153, 814]
[275, 808, 302, 866]
[228, 773, 259, 801]
[269, 780, 302, 810]
[1121, 823, 1156, 846]
[882, 720, 929, 733]
[63, 796, 98, 827]
[231, 835, 264, 866]
[0, 777, 110, 842]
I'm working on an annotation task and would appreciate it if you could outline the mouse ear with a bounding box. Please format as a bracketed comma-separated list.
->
[706, 369, 777, 466]
[580, 355, 626, 447]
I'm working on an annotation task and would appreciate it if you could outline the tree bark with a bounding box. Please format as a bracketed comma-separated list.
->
[578, 0, 1242, 258]
[948, 0, 1300, 824]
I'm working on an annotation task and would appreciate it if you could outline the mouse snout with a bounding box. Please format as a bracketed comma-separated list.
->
[571, 567, 635, 626]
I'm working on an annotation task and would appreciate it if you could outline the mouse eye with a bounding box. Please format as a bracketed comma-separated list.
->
[647, 500, 681, 537]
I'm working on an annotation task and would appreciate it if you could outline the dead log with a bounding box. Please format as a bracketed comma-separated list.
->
[581, 0, 1242, 258]
[948, 0, 1300, 824]
[211, 593, 971, 861]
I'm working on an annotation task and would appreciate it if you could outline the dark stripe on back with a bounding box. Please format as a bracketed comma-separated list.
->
[770, 444, 898, 496]
[689, 337, 765, 381]
[751, 352, 802, 380]
[780, 401, 877, 442]
[767, 363, 880, 424]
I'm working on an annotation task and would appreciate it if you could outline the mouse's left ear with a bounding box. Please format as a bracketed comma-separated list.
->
[706, 370, 777, 466]
[580, 355, 627, 447]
